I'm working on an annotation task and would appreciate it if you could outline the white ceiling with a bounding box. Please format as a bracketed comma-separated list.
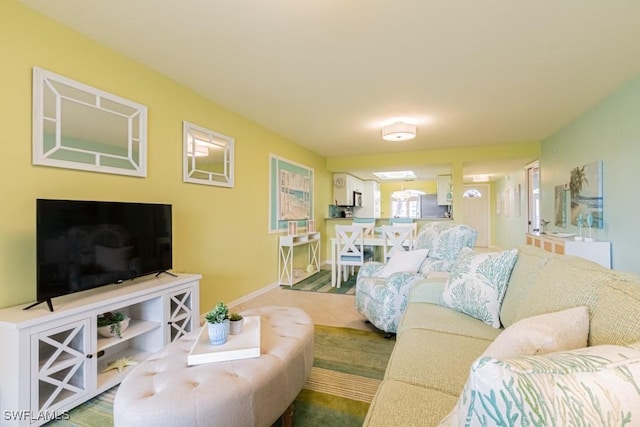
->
[21, 0, 640, 180]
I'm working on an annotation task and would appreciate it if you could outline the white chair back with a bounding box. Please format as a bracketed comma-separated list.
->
[389, 219, 418, 239]
[381, 225, 415, 262]
[335, 225, 365, 283]
[351, 220, 375, 237]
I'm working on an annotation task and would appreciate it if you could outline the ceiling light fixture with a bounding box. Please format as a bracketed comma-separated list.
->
[381, 122, 416, 141]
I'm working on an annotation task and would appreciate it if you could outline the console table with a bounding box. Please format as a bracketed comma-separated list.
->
[526, 233, 611, 268]
[278, 232, 321, 286]
[0, 273, 200, 427]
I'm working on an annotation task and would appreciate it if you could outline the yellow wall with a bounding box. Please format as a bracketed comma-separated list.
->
[0, 1, 331, 310]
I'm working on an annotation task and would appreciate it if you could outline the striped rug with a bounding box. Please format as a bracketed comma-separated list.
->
[285, 269, 357, 295]
[48, 325, 394, 427]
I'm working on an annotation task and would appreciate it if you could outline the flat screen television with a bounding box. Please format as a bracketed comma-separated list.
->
[30, 199, 173, 311]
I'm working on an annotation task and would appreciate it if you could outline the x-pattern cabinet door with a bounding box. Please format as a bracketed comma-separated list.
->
[30, 318, 94, 416]
[166, 287, 196, 343]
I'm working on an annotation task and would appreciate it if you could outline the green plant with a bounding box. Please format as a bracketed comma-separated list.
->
[97, 310, 128, 338]
[229, 312, 243, 321]
[205, 301, 229, 324]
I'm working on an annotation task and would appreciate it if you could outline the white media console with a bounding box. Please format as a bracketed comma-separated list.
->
[0, 273, 201, 426]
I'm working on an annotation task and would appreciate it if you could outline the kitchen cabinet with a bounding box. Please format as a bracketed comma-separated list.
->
[355, 180, 380, 217]
[333, 173, 364, 206]
[437, 175, 452, 206]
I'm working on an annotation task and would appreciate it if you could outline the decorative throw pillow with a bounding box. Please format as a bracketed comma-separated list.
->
[449, 345, 640, 426]
[377, 249, 429, 279]
[441, 247, 518, 328]
[481, 306, 589, 359]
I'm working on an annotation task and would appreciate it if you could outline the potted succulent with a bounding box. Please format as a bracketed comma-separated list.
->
[205, 301, 230, 345]
[229, 312, 244, 335]
[97, 310, 129, 339]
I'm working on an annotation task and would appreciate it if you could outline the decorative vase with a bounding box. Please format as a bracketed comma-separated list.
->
[229, 318, 244, 335]
[207, 319, 230, 345]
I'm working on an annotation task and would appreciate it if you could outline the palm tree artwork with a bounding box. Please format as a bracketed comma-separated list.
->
[569, 162, 603, 228]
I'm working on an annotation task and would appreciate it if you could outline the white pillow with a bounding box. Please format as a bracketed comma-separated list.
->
[448, 345, 640, 426]
[482, 306, 589, 359]
[377, 249, 429, 278]
[442, 247, 518, 328]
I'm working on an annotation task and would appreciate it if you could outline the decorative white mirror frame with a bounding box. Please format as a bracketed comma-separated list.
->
[183, 121, 235, 188]
[32, 67, 147, 177]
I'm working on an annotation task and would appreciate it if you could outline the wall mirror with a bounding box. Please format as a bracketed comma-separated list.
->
[32, 67, 147, 177]
[183, 121, 234, 187]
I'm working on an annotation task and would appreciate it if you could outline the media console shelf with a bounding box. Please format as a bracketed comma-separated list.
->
[0, 273, 200, 427]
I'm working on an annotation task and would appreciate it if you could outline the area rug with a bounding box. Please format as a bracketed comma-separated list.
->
[285, 269, 357, 295]
[48, 325, 394, 427]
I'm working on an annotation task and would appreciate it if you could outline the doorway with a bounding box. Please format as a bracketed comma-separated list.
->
[527, 163, 540, 233]
[462, 184, 490, 247]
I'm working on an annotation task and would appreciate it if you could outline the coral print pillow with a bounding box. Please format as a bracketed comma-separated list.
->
[448, 345, 640, 426]
[442, 247, 518, 328]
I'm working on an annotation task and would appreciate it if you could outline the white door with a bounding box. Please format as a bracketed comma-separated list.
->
[462, 184, 490, 247]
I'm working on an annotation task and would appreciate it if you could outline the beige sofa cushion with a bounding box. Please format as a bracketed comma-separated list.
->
[363, 379, 458, 427]
[386, 329, 491, 396]
[590, 278, 640, 346]
[399, 302, 503, 341]
[499, 245, 551, 327]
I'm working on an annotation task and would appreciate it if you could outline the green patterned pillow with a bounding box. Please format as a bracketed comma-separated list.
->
[442, 248, 518, 328]
[449, 345, 640, 426]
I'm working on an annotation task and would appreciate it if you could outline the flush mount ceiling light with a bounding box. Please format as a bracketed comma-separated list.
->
[381, 122, 417, 141]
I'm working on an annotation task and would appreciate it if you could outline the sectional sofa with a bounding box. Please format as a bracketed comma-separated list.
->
[362, 244, 640, 426]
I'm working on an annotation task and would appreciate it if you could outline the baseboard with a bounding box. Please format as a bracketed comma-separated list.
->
[198, 281, 281, 324]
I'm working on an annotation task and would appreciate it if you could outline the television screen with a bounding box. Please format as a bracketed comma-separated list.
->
[35, 199, 172, 307]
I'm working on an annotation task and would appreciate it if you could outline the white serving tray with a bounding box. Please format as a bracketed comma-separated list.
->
[188, 316, 261, 365]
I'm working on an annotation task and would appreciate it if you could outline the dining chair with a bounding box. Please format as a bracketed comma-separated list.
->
[335, 225, 365, 286]
[390, 218, 418, 239]
[381, 225, 415, 262]
[352, 218, 376, 261]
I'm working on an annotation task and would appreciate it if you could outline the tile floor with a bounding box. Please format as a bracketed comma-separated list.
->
[232, 284, 378, 332]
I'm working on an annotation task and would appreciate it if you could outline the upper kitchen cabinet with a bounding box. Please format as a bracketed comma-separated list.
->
[437, 175, 453, 206]
[333, 173, 363, 206]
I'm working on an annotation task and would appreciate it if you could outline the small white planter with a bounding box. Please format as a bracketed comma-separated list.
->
[207, 319, 230, 346]
[229, 318, 244, 335]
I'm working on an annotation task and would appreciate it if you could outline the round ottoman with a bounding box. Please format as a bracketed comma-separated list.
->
[113, 306, 314, 427]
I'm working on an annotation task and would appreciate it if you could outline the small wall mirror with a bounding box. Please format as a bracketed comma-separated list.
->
[32, 67, 147, 177]
[183, 121, 234, 188]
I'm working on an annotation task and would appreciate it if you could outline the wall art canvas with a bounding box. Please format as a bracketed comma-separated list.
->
[569, 161, 603, 228]
[269, 155, 314, 233]
[554, 184, 567, 227]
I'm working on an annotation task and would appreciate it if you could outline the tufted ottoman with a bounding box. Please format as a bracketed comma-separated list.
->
[113, 306, 314, 427]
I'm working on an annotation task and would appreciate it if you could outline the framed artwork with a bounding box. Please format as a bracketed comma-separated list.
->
[514, 184, 521, 217]
[269, 154, 314, 233]
[503, 188, 510, 217]
[569, 161, 603, 228]
[554, 184, 567, 227]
